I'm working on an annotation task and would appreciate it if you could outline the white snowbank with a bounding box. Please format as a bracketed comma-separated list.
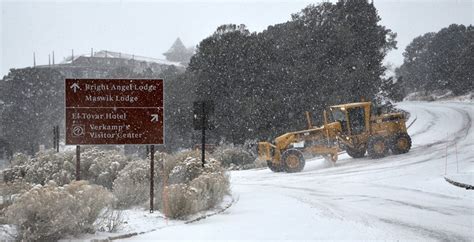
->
[404, 90, 473, 103]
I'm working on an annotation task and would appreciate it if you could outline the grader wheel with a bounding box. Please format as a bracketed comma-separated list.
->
[281, 149, 305, 173]
[390, 133, 412, 154]
[367, 136, 388, 159]
[346, 146, 366, 158]
[267, 160, 283, 172]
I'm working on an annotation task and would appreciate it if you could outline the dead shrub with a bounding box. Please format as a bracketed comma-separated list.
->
[189, 171, 230, 209]
[0, 180, 33, 220]
[5, 180, 113, 241]
[160, 156, 229, 219]
[112, 150, 230, 219]
[112, 158, 160, 208]
[162, 183, 194, 218]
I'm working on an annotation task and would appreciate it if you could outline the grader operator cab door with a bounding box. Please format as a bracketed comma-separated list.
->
[331, 103, 371, 138]
[331, 106, 367, 136]
[330, 104, 372, 159]
[347, 107, 366, 135]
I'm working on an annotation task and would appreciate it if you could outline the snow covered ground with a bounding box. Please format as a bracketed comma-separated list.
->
[114, 101, 473, 241]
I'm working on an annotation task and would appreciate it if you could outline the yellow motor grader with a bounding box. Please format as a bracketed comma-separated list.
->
[258, 102, 412, 173]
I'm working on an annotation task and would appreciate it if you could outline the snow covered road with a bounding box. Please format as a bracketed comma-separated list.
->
[129, 101, 473, 241]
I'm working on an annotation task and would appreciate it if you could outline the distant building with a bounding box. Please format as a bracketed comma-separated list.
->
[163, 38, 195, 66]
[36, 50, 184, 78]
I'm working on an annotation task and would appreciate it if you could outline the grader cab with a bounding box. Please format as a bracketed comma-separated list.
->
[258, 102, 411, 173]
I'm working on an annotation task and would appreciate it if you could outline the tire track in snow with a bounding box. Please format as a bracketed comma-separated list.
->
[359, 183, 461, 200]
[234, 181, 467, 216]
[409, 108, 438, 138]
[378, 218, 470, 242]
[449, 106, 472, 144]
[279, 186, 471, 241]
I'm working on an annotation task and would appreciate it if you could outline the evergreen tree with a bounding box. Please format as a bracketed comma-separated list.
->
[186, 0, 397, 144]
[396, 24, 473, 95]
[0, 68, 65, 155]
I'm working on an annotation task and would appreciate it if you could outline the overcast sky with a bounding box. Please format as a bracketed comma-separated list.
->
[1, 0, 472, 77]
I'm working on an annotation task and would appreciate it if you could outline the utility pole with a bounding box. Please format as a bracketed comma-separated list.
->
[48, 54, 51, 66]
[52, 51, 55, 65]
[91, 48, 94, 57]
[33, 52, 36, 67]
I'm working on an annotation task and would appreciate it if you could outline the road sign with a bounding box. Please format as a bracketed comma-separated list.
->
[65, 79, 163, 145]
[193, 101, 214, 130]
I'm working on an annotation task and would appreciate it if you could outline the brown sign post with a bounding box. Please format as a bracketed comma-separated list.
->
[65, 78, 164, 213]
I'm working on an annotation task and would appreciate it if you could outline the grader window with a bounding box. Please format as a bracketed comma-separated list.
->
[331, 109, 346, 121]
[331, 108, 349, 133]
[348, 107, 366, 135]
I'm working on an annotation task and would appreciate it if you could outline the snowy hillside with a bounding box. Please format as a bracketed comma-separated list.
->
[81, 101, 473, 241]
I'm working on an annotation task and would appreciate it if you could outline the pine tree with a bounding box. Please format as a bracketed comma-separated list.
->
[397, 24, 473, 95]
[0, 68, 65, 154]
[184, 0, 397, 145]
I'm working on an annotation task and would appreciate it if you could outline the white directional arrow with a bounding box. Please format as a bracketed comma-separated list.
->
[151, 114, 159, 122]
[70, 83, 81, 93]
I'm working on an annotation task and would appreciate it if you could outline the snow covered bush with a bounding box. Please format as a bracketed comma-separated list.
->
[213, 145, 255, 167]
[112, 157, 159, 208]
[213, 144, 263, 170]
[161, 183, 191, 218]
[78, 147, 131, 189]
[8, 147, 131, 189]
[0, 181, 33, 223]
[3, 153, 30, 182]
[0, 180, 32, 204]
[167, 151, 206, 184]
[163, 170, 229, 219]
[113, 150, 230, 219]
[9, 153, 29, 167]
[161, 154, 229, 219]
[113, 150, 201, 208]
[23, 149, 76, 186]
[5, 180, 112, 241]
